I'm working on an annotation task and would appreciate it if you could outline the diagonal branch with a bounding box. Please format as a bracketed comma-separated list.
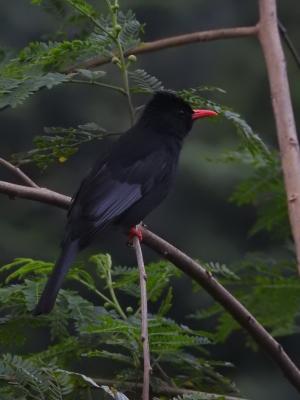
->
[278, 19, 300, 70]
[258, 0, 300, 274]
[0, 158, 39, 188]
[0, 181, 70, 209]
[68, 25, 258, 71]
[141, 228, 300, 392]
[0, 180, 299, 391]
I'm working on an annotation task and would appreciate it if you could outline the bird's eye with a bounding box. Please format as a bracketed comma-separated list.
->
[178, 109, 185, 116]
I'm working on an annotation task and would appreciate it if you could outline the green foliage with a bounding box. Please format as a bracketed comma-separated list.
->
[0, 353, 131, 400]
[12, 122, 113, 169]
[191, 254, 300, 345]
[0, 254, 236, 399]
[225, 150, 289, 239]
[0, 42, 84, 109]
[1, 1, 299, 399]
[0, 1, 143, 110]
[111, 259, 180, 301]
[179, 88, 270, 159]
[64, 0, 99, 18]
[117, 10, 143, 51]
[0, 0, 267, 186]
[0, 67, 69, 109]
[172, 395, 239, 400]
[201, 261, 240, 281]
[0, 354, 73, 400]
[129, 69, 164, 93]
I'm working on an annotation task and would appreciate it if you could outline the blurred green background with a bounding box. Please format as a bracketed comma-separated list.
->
[0, 1, 300, 399]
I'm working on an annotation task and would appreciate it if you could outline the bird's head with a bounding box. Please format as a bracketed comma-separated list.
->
[139, 91, 217, 139]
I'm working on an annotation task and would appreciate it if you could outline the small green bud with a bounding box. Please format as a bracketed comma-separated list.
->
[126, 306, 133, 314]
[111, 4, 119, 12]
[111, 56, 120, 64]
[104, 302, 110, 309]
[115, 24, 122, 33]
[128, 54, 137, 63]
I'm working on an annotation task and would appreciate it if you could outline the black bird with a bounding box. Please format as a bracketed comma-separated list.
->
[34, 91, 217, 315]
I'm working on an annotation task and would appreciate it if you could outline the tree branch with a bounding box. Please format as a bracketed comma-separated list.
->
[0, 181, 70, 209]
[141, 228, 300, 392]
[0, 180, 299, 391]
[93, 377, 249, 399]
[278, 19, 300, 70]
[69, 25, 258, 71]
[258, 0, 300, 275]
[133, 235, 151, 400]
[0, 158, 39, 188]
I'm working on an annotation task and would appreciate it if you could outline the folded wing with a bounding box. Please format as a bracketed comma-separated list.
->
[65, 148, 170, 248]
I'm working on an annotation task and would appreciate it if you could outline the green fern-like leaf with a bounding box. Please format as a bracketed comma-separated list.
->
[148, 316, 211, 355]
[0, 258, 54, 283]
[0, 354, 73, 400]
[201, 261, 240, 281]
[179, 88, 270, 159]
[0, 70, 69, 109]
[129, 69, 164, 93]
[12, 122, 110, 169]
[112, 260, 179, 302]
[198, 254, 300, 343]
[118, 10, 142, 51]
[226, 149, 289, 239]
[63, 0, 99, 18]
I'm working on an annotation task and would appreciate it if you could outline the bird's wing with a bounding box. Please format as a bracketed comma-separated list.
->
[65, 148, 170, 245]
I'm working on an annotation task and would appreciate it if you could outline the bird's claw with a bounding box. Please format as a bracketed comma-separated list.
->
[127, 226, 143, 246]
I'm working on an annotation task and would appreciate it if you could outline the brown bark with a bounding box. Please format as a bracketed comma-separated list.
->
[133, 236, 151, 400]
[68, 26, 258, 71]
[258, 0, 300, 273]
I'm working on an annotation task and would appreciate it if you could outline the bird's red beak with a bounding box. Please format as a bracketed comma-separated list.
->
[192, 109, 218, 121]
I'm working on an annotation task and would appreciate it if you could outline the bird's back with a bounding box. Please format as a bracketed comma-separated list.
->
[64, 125, 182, 248]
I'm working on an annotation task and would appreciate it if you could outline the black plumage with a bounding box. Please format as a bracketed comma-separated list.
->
[33, 91, 216, 315]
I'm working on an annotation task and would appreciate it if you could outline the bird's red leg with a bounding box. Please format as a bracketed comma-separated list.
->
[128, 225, 143, 243]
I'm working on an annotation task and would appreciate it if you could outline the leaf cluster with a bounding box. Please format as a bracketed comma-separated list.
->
[191, 254, 300, 346]
[179, 88, 270, 158]
[226, 150, 289, 239]
[0, 254, 236, 399]
[1, 1, 267, 174]
[12, 122, 114, 169]
[0, 1, 143, 110]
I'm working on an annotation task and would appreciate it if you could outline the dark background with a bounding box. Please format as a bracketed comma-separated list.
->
[0, 1, 300, 399]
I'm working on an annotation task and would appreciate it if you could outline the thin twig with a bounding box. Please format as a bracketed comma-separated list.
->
[67, 25, 258, 72]
[278, 19, 300, 70]
[93, 377, 248, 399]
[0, 158, 39, 188]
[133, 234, 151, 400]
[258, 0, 300, 275]
[65, 0, 115, 41]
[0, 180, 300, 392]
[106, 261, 127, 320]
[68, 79, 127, 95]
[107, 0, 135, 125]
[153, 361, 176, 388]
[74, 277, 122, 317]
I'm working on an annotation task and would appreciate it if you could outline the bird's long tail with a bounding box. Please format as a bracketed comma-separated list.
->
[33, 240, 79, 315]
